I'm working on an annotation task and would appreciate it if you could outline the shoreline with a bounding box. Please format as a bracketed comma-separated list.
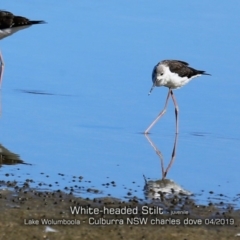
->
[0, 182, 239, 240]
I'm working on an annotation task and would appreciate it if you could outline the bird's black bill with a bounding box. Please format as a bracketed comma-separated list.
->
[148, 83, 155, 95]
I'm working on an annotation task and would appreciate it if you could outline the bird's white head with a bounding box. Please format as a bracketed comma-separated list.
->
[148, 63, 165, 95]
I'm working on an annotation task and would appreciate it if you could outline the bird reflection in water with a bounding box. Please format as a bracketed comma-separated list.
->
[143, 133, 191, 201]
[0, 144, 29, 167]
[144, 133, 178, 179]
[0, 90, 1, 116]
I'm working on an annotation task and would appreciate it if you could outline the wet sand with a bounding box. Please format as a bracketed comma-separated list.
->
[0, 180, 239, 240]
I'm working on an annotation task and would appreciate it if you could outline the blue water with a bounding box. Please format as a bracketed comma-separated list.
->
[0, 1, 240, 207]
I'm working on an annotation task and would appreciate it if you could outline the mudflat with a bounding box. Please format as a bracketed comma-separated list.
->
[0, 182, 239, 240]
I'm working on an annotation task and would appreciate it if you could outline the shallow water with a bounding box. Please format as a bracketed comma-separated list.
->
[0, 1, 240, 207]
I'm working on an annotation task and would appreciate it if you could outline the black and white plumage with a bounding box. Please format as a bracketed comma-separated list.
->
[145, 60, 210, 134]
[0, 10, 45, 87]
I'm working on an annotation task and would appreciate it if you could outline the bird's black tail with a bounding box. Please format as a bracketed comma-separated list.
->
[29, 20, 46, 25]
[198, 70, 211, 76]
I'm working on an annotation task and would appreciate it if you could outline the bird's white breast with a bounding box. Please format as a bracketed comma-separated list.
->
[156, 65, 201, 89]
[0, 26, 31, 40]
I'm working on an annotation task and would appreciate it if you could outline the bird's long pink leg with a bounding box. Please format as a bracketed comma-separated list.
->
[170, 90, 179, 134]
[0, 51, 4, 88]
[144, 89, 171, 134]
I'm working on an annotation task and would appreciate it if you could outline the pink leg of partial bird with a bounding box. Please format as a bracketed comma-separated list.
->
[0, 51, 4, 88]
[170, 90, 179, 134]
[144, 89, 171, 134]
